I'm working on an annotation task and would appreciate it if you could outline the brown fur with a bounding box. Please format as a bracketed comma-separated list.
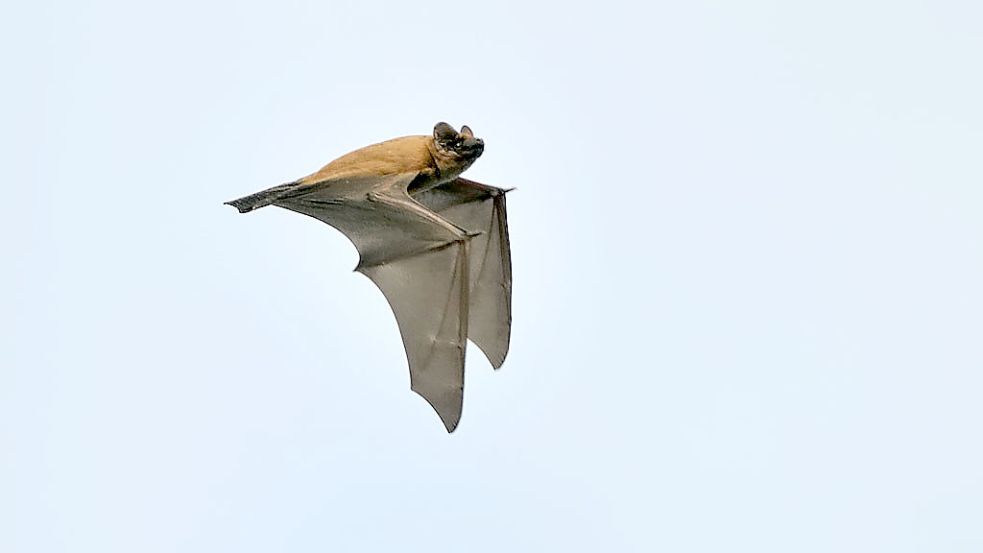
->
[227, 124, 482, 213]
[298, 131, 480, 189]
[299, 135, 437, 184]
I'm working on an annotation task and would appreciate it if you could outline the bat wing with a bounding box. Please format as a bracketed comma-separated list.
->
[273, 173, 473, 432]
[413, 178, 513, 369]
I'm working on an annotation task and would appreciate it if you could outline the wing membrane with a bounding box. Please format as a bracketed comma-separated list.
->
[414, 178, 513, 368]
[361, 242, 468, 431]
[275, 173, 471, 431]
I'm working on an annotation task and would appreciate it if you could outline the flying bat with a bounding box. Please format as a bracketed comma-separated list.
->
[225, 122, 512, 432]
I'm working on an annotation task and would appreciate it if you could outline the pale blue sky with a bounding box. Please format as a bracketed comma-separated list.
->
[2, 1, 982, 551]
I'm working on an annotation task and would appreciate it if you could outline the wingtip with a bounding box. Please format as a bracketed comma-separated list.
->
[490, 187, 516, 197]
[475, 340, 509, 371]
[488, 349, 507, 370]
[411, 384, 463, 433]
[436, 405, 462, 433]
[435, 407, 461, 433]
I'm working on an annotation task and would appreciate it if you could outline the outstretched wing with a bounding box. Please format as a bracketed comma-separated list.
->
[414, 178, 513, 369]
[274, 173, 473, 432]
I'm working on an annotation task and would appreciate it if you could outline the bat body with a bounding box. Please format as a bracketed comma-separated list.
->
[226, 123, 512, 432]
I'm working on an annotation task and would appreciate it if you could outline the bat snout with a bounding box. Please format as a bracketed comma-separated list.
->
[462, 137, 484, 156]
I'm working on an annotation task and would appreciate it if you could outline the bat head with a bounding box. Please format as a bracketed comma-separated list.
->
[432, 122, 485, 163]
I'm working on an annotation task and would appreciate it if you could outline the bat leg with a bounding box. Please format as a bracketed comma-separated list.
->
[367, 187, 472, 238]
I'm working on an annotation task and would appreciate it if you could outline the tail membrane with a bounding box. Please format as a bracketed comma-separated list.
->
[224, 182, 299, 213]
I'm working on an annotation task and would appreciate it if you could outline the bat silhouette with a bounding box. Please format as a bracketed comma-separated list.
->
[225, 122, 512, 432]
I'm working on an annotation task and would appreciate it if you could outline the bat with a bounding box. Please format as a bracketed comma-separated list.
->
[225, 122, 512, 432]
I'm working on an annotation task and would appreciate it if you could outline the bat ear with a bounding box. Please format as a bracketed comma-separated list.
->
[459, 125, 474, 138]
[433, 122, 458, 142]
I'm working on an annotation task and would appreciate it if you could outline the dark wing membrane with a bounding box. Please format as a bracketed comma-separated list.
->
[274, 173, 471, 432]
[414, 178, 513, 369]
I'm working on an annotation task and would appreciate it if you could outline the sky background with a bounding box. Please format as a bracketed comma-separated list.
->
[2, 0, 982, 551]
